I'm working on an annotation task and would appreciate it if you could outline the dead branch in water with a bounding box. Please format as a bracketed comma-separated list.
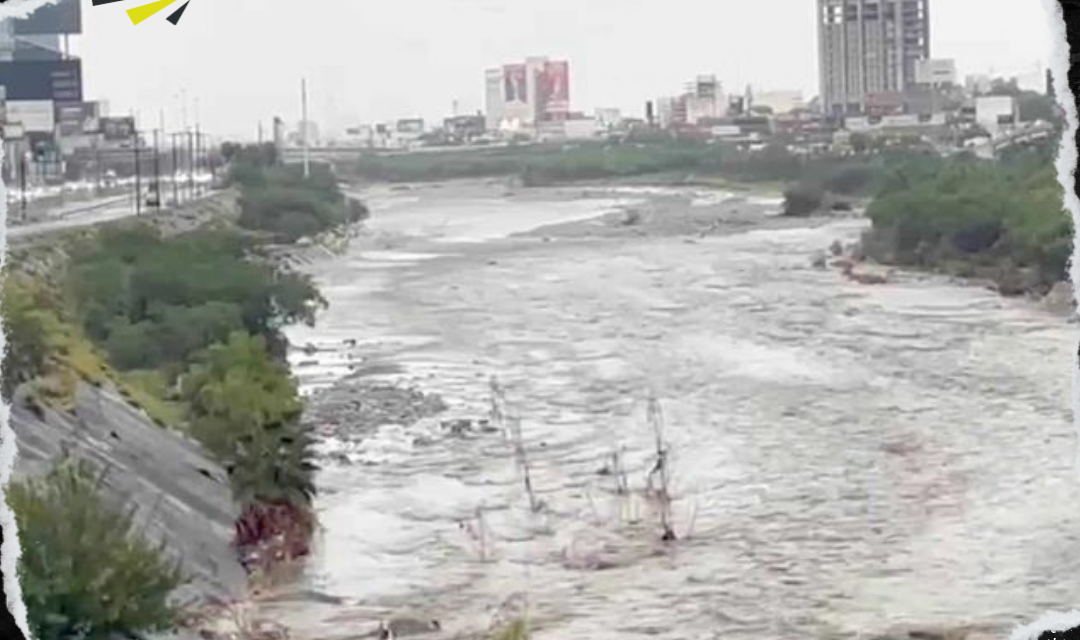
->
[644, 397, 677, 542]
[490, 377, 545, 514]
[489, 376, 509, 440]
[602, 446, 630, 496]
[459, 506, 496, 563]
[509, 414, 544, 513]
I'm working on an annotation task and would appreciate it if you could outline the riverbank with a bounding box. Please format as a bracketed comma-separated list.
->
[4, 151, 368, 640]
[259, 178, 1075, 640]
[853, 148, 1072, 308]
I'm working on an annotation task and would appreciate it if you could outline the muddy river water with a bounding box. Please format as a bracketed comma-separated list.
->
[268, 181, 1078, 640]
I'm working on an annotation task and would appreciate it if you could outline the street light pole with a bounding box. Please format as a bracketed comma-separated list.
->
[195, 122, 201, 196]
[187, 128, 195, 200]
[153, 128, 162, 210]
[171, 132, 180, 205]
[301, 77, 310, 179]
[19, 152, 27, 222]
[134, 130, 142, 217]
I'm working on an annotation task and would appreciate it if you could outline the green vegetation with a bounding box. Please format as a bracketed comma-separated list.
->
[782, 184, 826, 217]
[181, 331, 317, 568]
[1, 273, 55, 400]
[67, 224, 323, 372]
[351, 140, 725, 185]
[350, 138, 920, 202]
[863, 146, 1071, 294]
[491, 618, 530, 640]
[1, 142, 359, 636]
[7, 458, 183, 640]
[227, 145, 367, 242]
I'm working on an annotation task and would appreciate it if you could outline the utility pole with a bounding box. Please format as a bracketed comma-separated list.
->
[153, 129, 162, 210]
[171, 132, 180, 205]
[157, 110, 165, 209]
[258, 120, 264, 144]
[19, 152, 27, 222]
[195, 123, 202, 196]
[134, 130, 142, 217]
[187, 129, 195, 200]
[301, 77, 310, 179]
[207, 134, 217, 188]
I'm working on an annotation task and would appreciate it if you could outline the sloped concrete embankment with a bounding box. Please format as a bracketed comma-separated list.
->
[9, 382, 247, 606]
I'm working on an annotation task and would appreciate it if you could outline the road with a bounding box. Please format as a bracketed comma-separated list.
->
[7, 188, 216, 242]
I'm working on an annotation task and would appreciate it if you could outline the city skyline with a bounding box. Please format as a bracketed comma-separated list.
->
[40, 0, 1055, 139]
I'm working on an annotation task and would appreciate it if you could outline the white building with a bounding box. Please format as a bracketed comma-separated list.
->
[915, 59, 957, 87]
[595, 108, 623, 130]
[975, 95, 1017, 136]
[965, 74, 993, 96]
[753, 90, 806, 115]
[484, 68, 505, 131]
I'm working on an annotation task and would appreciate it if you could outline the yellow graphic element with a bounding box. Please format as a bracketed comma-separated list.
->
[127, 0, 181, 25]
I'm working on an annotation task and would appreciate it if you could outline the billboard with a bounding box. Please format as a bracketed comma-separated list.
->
[101, 116, 136, 142]
[13, 34, 63, 61]
[915, 58, 957, 86]
[396, 118, 424, 134]
[503, 64, 528, 104]
[56, 101, 100, 135]
[695, 75, 718, 99]
[0, 59, 82, 102]
[7, 100, 56, 133]
[12, 0, 82, 35]
[541, 61, 569, 115]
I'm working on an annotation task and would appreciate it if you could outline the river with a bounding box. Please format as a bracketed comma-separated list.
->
[267, 180, 1078, 640]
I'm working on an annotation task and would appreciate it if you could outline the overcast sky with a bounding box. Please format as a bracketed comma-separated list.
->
[2, 0, 1060, 139]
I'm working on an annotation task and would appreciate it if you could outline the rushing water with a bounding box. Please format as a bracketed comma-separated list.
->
[270, 182, 1077, 640]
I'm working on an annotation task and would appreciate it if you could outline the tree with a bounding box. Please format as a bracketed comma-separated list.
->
[1017, 91, 1061, 124]
[8, 458, 184, 640]
[782, 184, 824, 217]
[849, 132, 872, 155]
[180, 332, 318, 567]
[181, 332, 316, 507]
[1, 275, 55, 399]
[67, 226, 324, 371]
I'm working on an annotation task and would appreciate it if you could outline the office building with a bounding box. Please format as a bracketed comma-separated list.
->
[484, 68, 505, 131]
[483, 56, 571, 131]
[817, 0, 931, 116]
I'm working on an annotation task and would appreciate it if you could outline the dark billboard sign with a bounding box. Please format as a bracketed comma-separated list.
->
[0, 59, 82, 102]
[101, 116, 136, 142]
[12, 0, 83, 35]
[55, 101, 100, 135]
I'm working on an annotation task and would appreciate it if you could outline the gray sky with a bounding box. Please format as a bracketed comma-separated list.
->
[54, 0, 1056, 139]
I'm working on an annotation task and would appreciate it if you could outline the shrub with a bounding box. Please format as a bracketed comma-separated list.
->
[231, 160, 356, 242]
[67, 225, 323, 372]
[865, 153, 1070, 289]
[180, 333, 318, 562]
[7, 458, 184, 640]
[782, 184, 824, 217]
[1, 274, 56, 399]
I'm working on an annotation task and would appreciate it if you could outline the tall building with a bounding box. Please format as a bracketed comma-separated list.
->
[0, 0, 83, 184]
[484, 68, 505, 131]
[484, 56, 570, 131]
[817, 0, 930, 116]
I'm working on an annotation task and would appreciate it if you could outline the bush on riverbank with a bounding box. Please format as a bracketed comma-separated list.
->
[782, 184, 826, 217]
[864, 150, 1071, 293]
[180, 332, 317, 567]
[230, 151, 367, 242]
[8, 458, 184, 640]
[67, 224, 323, 372]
